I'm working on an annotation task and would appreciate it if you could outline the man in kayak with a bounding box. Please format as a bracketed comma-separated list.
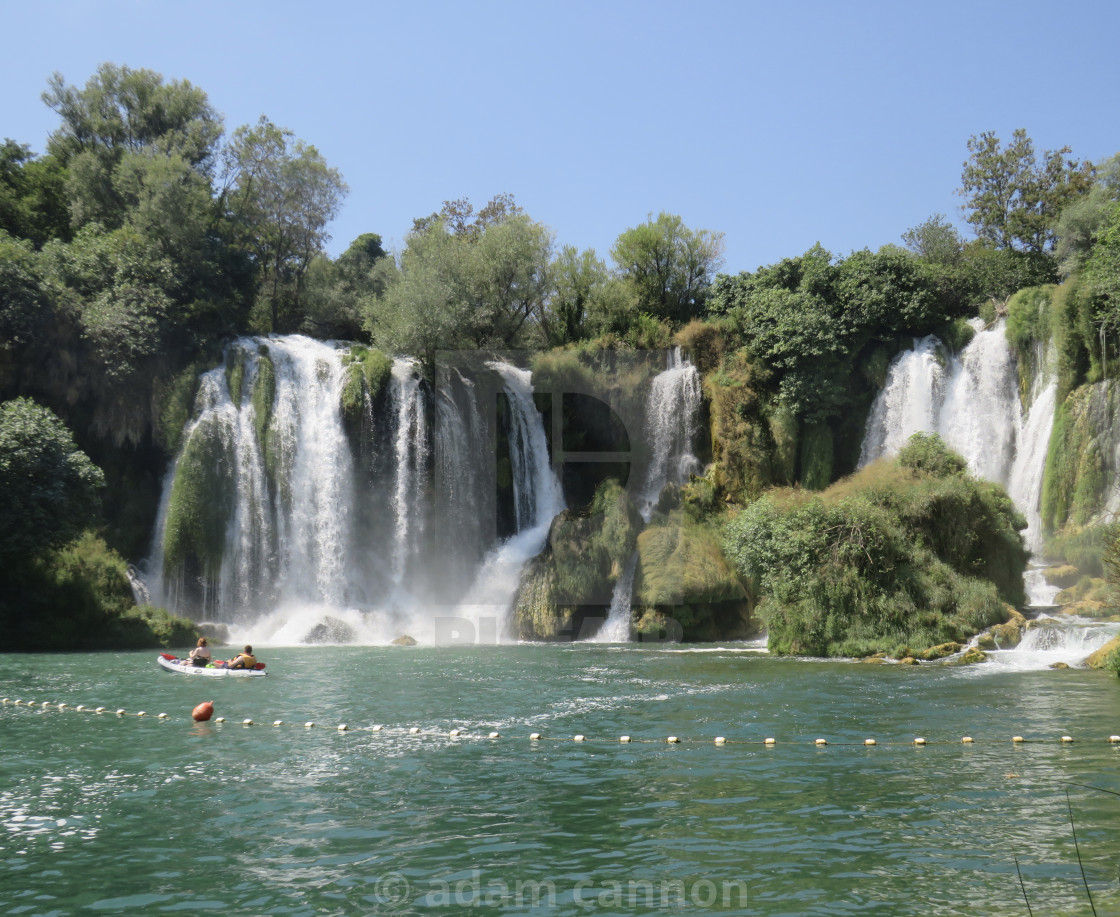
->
[228, 645, 257, 670]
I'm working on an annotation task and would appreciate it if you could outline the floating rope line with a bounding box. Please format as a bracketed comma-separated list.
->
[3, 699, 1119, 748]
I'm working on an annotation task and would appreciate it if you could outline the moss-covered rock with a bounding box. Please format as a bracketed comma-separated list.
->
[986, 609, 1027, 648]
[704, 348, 778, 501]
[920, 642, 962, 661]
[1086, 635, 1120, 672]
[1042, 381, 1120, 534]
[513, 479, 644, 639]
[633, 511, 752, 640]
[1044, 565, 1081, 588]
[724, 436, 1022, 658]
[340, 345, 392, 428]
[943, 646, 987, 665]
[161, 413, 235, 589]
[513, 552, 579, 640]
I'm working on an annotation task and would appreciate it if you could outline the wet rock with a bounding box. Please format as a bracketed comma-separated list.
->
[943, 646, 987, 666]
[302, 616, 356, 644]
[391, 634, 418, 646]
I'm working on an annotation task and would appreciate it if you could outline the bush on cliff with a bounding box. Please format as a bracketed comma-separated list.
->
[723, 434, 1026, 657]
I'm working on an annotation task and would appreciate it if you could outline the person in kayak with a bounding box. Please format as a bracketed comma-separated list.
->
[227, 645, 257, 670]
[187, 637, 211, 667]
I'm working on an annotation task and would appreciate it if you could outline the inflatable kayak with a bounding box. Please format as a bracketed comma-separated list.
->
[158, 653, 267, 676]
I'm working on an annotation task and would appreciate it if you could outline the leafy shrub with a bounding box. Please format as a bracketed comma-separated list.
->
[0, 532, 196, 650]
[723, 435, 1024, 656]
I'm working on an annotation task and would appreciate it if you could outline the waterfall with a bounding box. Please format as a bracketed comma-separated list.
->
[593, 348, 702, 642]
[268, 338, 355, 608]
[147, 340, 560, 645]
[637, 347, 704, 518]
[860, 319, 1058, 603]
[389, 359, 428, 588]
[861, 321, 1022, 486]
[453, 361, 565, 639]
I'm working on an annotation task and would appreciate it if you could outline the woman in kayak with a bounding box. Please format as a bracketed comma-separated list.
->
[187, 637, 211, 667]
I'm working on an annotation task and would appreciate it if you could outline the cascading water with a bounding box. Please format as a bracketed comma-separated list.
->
[147, 339, 559, 645]
[637, 348, 704, 518]
[594, 348, 702, 642]
[858, 320, 1116, 667]
[389, 359, 428, 589]
[453, 362, 565, 638]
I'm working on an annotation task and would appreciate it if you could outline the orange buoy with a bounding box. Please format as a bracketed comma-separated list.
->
[192, 701, 214, 722]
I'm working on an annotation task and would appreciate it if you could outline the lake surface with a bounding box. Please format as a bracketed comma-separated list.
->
[3, 644, 1120, 915]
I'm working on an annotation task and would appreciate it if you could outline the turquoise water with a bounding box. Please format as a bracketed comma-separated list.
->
[3, 645, 1120, 915]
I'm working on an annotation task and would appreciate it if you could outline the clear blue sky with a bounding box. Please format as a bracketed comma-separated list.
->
[2, 0, 1117, 274]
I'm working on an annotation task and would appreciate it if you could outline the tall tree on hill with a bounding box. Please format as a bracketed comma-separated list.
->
[221, 116, 348, 333]
[958, 129, 1094, 254]
[610, 212, 725, 325]
[42, 63, 222, 231]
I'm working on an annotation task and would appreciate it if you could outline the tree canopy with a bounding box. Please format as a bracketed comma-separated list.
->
[610, 212, 725, 325]
[958, 129, 1094, 254]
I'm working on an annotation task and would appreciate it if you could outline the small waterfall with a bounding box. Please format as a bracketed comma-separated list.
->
[593, 554, 639, 643]
[981, 614, 1120, 671]
[638, 348, 704, 518]
[594, 349, 702, 642]
[126, 565, 151, 606]
[453, 361, 565, 639]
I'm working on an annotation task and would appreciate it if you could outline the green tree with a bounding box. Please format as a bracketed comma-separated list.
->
[221, 116, 348, 332]
[302, 233, 390, 339]
[0, 398, 104, 561]
[1055, 153, 1120, 275]
[42, 63, 222, 230]
[610, 212, 725, 324]
[366, 200, 554, 370]
[365, 219, 460, 375]
[0, 140, 70, 246]
[958, 129, 1094, 253]
[543, 245, 608, 345]
[0, 230, 51, 349]
[835, 247, 947, 334]
[901, 213, 964, 266]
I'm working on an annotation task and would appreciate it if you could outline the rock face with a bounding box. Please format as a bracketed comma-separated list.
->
[390, 634, 418, 646]
[633, 513, 753, 641]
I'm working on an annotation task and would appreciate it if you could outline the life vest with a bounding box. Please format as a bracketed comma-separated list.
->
[233, 653, 257, 668]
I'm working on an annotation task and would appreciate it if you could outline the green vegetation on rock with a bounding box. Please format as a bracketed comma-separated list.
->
[160, 413, 234, 587]
[514, 478, 642, 639]
[724, 434, 1024, 657]
[634, 512, 751, 640]
[340, 344, 392, 427]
